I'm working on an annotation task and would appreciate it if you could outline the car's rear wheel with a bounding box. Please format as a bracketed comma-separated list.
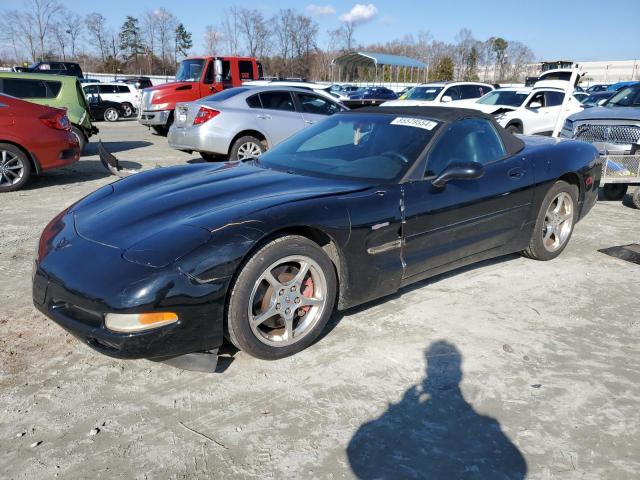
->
[602, 184, 628, 201]
[227, 235, 337, 360]
[506, 124, 522, 135]
[0, 143, 31, 192]
[104, 107, 119, 122]
[230, 135, 265, 161]
[522, 180, 578, 261]
[121, 103, 134, 117]
[70, 125, 86, 154]
[152, 125, 169, 136]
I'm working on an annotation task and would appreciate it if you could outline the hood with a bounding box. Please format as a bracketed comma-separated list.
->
[144, 81, 200, 107]
[72, 162, 365, 252]
[568, 106, 640, 122]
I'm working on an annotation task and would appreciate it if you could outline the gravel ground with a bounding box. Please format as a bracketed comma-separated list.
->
[1, 121, 639, 479]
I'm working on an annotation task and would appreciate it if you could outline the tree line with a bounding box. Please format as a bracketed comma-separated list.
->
[0, 0, 536, 83]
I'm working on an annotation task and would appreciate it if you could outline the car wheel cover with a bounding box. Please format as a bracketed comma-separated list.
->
[106, 109, 118, 121]
[237, 141, 262, 160]
[542, 191, 573, 252]
[123, 104, 132, 116]
[248, 255, 327, 347]
[0, 149, 24, 186]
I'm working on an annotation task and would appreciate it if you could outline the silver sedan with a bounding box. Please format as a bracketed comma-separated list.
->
[168, 86, 346, 161]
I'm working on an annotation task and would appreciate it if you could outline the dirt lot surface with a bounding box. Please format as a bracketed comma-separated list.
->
[1, 121, 639, 479]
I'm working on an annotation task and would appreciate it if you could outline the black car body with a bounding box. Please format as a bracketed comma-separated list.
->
[86, 95, 125, 122]
[14, 61, 83, 78]
[33, 107, 600, 366]
[348, 87, 398, 101]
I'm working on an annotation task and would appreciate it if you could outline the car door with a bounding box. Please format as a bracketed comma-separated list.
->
[441, 85, 462, 102]
[256, 91, 306, 145]
[540, 90, 567, 135]
[295, 92, 341, 126]
[402, 117, 535, 279]
[522, 90, 550, 134]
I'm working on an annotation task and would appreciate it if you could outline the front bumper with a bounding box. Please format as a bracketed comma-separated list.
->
[32, 219, 227, 360]
[138, 110, 172, 126]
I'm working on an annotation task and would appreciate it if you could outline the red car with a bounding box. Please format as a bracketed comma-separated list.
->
[0, 94, 80, 192]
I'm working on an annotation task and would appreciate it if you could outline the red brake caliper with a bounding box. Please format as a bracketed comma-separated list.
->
[301, 277, 314, 314]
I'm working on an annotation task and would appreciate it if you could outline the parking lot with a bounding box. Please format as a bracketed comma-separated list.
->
[1, 120, 639, 479]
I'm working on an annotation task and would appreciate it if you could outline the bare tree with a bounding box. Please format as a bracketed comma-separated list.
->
[141, 10, 158, 74]
[238, 9, 270, 58]
[28, 0, 61, 60]
[51, 21, 67, 60]
[4, 10, 38, 61]
[86, 12, 108, 63]
[64, 12, 84, 58]
[331, 22, 356, 52]
[154, 8, 177, 70]
[203, 25, 222, 55]
[222, 7, 242, 55]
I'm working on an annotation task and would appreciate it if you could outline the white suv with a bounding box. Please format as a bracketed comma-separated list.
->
[381, 81, 494, 106]
[82, 83, 138, 117]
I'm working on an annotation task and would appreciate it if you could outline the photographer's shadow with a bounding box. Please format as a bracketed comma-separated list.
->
[347, 341, 527, 479]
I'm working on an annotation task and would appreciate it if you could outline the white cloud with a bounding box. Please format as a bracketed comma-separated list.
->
[305, 4, 337, 16]
[339, 3, 378, 24]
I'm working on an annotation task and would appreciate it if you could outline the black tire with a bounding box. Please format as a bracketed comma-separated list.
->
[121, 103, 134, 118]
[104, 107, 119, 122]
[631, 188, 640, 209]
[200, 152, 225, 162]
[70, 125, 86, 154]
[229, 135, 265, 161]
[506, 124, 522, 135]
[522, 180, 578, 261]
[152, 125, 169, 136]
[602, 184, 628, 201]
[0, 143, 31, 192]
[227, 235, 337, 360]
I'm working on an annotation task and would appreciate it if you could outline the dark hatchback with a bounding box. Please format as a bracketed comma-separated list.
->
[33, 107, 600, 369]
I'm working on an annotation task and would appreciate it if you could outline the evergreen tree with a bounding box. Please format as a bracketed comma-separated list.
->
[119, 16, 143, 72]
[174, 23, 193, 60]
[432, 56, 454, 81]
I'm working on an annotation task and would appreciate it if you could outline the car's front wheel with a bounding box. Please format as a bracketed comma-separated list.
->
[227, 235, 337, 360]
[104, 107, 120, 122]
[522, 180, 578, 261]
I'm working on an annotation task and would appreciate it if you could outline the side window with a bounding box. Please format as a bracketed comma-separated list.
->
[259, 91, 296, 112]
[84, 85, 98, 95]
[117, 85, 130, 93]
[98, 85, 117, 94]
[545, 91, 565, 107]
[238, 61, 255, 81]
[221, 60, 231, 81]
[425, 118, 506, 177]
[297, 93, 339, 115]
[44, 81, 62, 97]
[203, 61, 214, 84]
[460, 84, 485, 99]
[246, 94, 262, 108]
[37, 63, 51, 71]
[443, 86, 461, 101]
[527, 91, 545, 108]
[1, 78, 47, 98]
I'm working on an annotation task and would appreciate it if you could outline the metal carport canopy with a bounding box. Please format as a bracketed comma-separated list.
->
[331, 51, 427, 69]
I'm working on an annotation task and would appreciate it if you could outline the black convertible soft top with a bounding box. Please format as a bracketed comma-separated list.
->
[348, 105, 525, 155]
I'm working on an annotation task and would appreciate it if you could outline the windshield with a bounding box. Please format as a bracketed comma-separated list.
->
[403, 86, 444, 101]
[175, 59, 205, 82]
[606, 85, 640, 107]
[477, 90, 529, 107]
[258, 113, 439, 182]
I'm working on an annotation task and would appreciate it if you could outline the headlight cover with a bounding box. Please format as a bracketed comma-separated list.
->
[105, 312, 178, 333]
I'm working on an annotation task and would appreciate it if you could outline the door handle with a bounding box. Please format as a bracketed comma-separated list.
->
[508, 167, 524, 178]
[257, 114, 271, 120]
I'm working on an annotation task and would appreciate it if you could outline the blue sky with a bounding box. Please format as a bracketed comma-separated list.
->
[3, 0, 639, 60]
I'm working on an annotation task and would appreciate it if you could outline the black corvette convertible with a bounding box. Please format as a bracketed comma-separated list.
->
[33, 107, 600, 369]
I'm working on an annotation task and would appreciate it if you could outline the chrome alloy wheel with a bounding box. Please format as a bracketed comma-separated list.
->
[105, 108, 119, 122]
[542, 192, 574, 252]
[122, 104, 133, 117]
[0, 149, 24, 186]
[236, 141, 262, 160]
[248, 255, 328, 347]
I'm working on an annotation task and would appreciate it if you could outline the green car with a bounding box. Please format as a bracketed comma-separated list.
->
[0, 72, 98, 152]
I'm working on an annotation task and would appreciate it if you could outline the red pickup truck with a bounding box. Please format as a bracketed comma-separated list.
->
[138, 56, 261, 134]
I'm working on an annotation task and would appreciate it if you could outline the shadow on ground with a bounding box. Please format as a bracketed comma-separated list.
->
[84, 140, 153, 155]
[26, 160, 142, 189]
[347, 340, 527, 479]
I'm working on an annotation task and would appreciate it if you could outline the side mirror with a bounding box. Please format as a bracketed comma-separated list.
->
[432, 162, 484, 188]
[441, 95, 453, 103]
[529, 101, 542, 109]
[214, 59, 223, 84]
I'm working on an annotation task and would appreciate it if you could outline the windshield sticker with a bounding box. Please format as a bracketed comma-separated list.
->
[390, 117, 439, 131]
[424, 89, 437, 93]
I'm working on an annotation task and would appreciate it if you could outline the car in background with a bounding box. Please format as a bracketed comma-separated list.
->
[347, 87, 398, 101]
[35, 106, 600, 365]
[607, 81, 640, 92]
[117, 76, 153, 90]
[86, 94, 126, 122]
[0, 94, 80, 192]
[0, 72, 97, 152]
[13, 61, 83, 78]
[561, 84, 640, 200]
[79, 78, 102, 84]
[586, 84, 610, 93]
[168, 86, 346, 161]
[458, 86, 583, 135]
[581, 91, 615, 107]
[573, 91, 589, 103]
[243, 80, 337, 100]
[83, 82, 138, 117]
[381, 81, 494, 107]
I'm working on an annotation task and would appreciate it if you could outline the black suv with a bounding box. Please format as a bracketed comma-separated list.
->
[13, 62, 84, 78]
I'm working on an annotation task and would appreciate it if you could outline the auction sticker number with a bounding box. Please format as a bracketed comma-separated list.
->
[390, 117, 438, 131]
